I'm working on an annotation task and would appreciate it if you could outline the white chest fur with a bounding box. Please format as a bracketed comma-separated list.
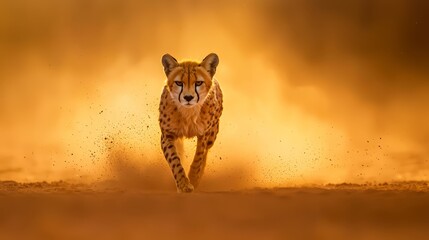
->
[175, 105, 206, 138]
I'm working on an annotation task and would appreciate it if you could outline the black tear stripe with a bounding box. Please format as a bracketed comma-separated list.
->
[194, 72, 200, 102]
[178, 85, 183, 103]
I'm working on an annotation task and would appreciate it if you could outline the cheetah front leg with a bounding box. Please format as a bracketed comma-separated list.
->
[189, 123, 219, 188]
[161, 133, 194, 193]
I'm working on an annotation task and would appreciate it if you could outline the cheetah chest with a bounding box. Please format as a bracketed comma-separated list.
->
[175, 107, 207, 138]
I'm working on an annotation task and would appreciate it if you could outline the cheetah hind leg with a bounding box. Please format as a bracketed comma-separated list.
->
[189, 135, 213, 189]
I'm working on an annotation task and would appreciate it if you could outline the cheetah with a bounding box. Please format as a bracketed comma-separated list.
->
[158, 53, 223, 193]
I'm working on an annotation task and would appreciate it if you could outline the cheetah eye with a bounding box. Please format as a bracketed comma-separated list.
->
[175, 81, 183, 86]
[195, 81, 204, 86]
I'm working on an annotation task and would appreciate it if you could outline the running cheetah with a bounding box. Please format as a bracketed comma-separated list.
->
[159, 53, 223, 193]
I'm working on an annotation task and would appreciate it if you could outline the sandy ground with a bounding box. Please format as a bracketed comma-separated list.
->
[0, 181, 428, 240]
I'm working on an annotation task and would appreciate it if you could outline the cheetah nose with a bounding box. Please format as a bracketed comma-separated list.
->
[184, 95, 194, 102]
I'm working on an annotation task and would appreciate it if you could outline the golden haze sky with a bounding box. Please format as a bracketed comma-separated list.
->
[0, 0, 428, 187]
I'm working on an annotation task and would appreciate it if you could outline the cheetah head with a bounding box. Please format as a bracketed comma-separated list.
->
[162, 53, 219, 108]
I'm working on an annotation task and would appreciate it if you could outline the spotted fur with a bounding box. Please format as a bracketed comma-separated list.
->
[159, 53, 223, 193]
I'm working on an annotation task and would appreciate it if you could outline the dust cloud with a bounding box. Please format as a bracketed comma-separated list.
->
[0, 0, 428, 188]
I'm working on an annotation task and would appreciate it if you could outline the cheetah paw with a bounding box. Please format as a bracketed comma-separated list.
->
[177, 182, 194, 193]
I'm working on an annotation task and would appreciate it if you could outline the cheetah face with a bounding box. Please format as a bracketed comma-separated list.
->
[162, 53, 219, 108]
[170, 72, 210, 107]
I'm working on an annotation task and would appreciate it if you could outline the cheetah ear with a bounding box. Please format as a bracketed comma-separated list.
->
[201, 53, 219, 78]
[162, 54, 179, 77]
